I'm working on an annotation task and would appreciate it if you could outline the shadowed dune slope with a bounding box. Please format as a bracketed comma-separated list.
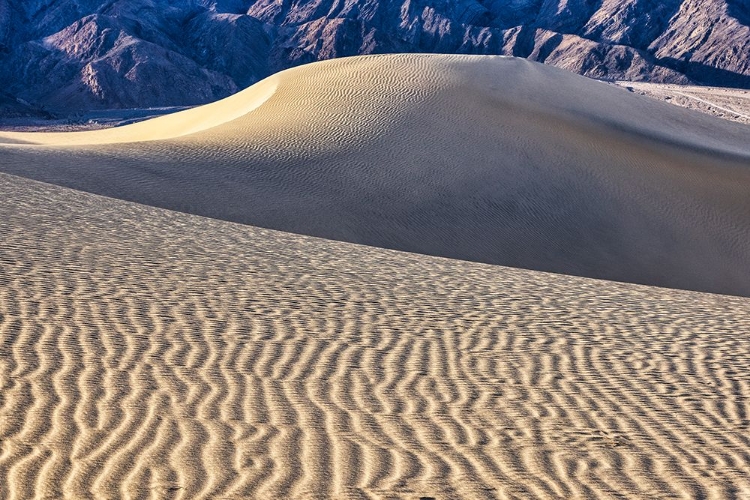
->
[1, 54, 750, 295]
[1, 172, 750, 499]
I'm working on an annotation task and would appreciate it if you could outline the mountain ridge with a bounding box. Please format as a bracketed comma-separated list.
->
[0, 0, 748, 115]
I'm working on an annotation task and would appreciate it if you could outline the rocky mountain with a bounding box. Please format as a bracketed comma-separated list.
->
[0, 0, 748, 115]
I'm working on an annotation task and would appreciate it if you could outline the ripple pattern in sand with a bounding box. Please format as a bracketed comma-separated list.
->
[1, 173, 750, 499]
[3, 55, 750, 297]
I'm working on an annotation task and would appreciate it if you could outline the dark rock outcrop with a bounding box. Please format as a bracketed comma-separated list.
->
[0, 0, 748, 114]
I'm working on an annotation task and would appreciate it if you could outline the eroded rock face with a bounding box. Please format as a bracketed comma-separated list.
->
[0, 0, 747, 114]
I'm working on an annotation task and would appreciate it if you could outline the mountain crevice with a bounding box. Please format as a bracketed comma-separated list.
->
[0, 0, 747, 116]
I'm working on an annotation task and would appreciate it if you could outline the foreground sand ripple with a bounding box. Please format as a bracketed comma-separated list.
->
[1, 173, 749, 499]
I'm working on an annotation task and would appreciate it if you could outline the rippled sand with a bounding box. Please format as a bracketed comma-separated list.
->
[2, 55, 750, 296]
[1, 173, 750, 499]
[2, 54, 750, 499]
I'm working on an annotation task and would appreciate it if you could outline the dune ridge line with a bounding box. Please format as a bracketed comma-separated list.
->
[1, 54, 750, 298]
[0, 74, 279, 146]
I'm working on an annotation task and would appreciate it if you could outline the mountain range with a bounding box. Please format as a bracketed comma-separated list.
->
[0, 0, 748, 116]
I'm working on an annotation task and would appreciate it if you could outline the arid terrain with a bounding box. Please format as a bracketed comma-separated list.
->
[2, 172, 750, 499]
[2, 55, 750, 296]
[1, 54, 750, 499]
[614, 81, 750, 124]
[1, 0, 749, 117]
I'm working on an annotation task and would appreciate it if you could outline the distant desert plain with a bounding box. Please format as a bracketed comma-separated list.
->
[1, 54, 750, 499]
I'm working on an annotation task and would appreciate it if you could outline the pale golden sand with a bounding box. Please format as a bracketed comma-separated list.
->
[2, 55, 750, 499]
[1, 173, 750, 499]
[2, 55, 750, 296]
[0, 76, 277, 145]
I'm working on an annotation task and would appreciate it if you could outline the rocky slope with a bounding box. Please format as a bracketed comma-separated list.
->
[0, 0, 748, 114]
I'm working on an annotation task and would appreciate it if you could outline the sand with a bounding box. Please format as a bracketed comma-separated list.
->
[1, 55, 750, 296]
[0, 76, 277, 145]
[1, 54, 750, 498]
[614, 81, 750, 125]
[1, 172, 749, 499]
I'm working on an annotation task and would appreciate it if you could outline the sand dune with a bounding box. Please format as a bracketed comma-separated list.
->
[1, 172, 749, 499]
[0, 76, 278, 145]
[1, 54, 750, 296]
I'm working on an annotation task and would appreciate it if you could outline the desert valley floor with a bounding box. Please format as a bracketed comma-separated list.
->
[1, 54, 750, 499]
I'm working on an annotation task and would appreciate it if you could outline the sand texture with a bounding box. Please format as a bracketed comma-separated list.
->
[614, 82, 750, 125]
[1, 172, 750, 499]
[1, 55, 750, 296]
[2, 54, 750, 499]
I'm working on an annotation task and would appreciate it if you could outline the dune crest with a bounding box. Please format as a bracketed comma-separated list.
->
[0, 75, 278, 145]
[1, 54, 750, 298]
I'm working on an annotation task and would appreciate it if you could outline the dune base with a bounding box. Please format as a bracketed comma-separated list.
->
[1, 173, 749, 499]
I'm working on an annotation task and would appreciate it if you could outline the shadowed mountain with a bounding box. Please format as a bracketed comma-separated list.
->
[0, 0, 748, 114]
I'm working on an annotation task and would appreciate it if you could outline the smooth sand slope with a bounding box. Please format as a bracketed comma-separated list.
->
[1, 55, 750, 296]
[0, 77, 278, 145]
[1, 172, 750, 499]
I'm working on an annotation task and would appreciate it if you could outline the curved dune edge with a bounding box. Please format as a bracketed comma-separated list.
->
[1, 54, 750, 297]
[1, 173, 749, 499]
[1, 54, 748, 155]
[0, 75, 279, 145]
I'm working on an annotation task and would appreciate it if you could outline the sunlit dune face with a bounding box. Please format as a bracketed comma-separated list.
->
[2, 54, 750, 500]
[1, 54, 749, 296]
[0, 76, 278, 146]
[2, 171, 750, 499]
